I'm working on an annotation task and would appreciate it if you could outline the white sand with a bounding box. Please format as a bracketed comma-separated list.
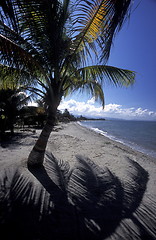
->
[47, 122, 156, 193]
[0, 122, 156, 239]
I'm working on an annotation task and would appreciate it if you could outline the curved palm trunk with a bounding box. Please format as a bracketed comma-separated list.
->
[27, 116, 55, 167]
[27, 97, 60, 168]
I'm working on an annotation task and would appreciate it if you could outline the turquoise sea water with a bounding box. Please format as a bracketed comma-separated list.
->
[79, 119, 156, 158]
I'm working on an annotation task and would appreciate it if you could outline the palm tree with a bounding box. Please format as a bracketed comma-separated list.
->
[0, 0, 135, 167]
[0, 88, 30, 135]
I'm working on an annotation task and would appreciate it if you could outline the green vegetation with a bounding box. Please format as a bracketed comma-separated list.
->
[0, 0, 135, 167]
[18, 106, 47, 129]
[0, 88, 30, 138]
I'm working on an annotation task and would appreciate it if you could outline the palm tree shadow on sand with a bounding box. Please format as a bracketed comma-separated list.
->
[0, 152, 156, 240]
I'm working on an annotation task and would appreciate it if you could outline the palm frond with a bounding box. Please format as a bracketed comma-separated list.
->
[66, 79, 105, 107]
[70, 0, 132, 63]
[63, 64, 135, 107]
[77, 65, 135, 87]
[0, 0, 68, 76]
[18, 0, 69, 67]
[0, 34, 46, 76]
[0, 64, 36, 89]
[0, 19, 46, 67]
[0, 0, 19, 31]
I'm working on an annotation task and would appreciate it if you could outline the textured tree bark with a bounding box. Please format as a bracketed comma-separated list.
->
[27, 117, 55, 167]
[27, 82, 62, 168]
[27, 100, 59, 168]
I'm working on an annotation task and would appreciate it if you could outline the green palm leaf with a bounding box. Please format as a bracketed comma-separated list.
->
[77, 65, 135, 87]
[0, 34, 45, 77]
[69, 0, 132, 63]
[63, 64, 135, 107]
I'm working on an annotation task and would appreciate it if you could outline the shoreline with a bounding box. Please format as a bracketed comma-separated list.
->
[78, 119, 156, 159]
[47, 122, 156, 191]
[78, 120, 156, 159]
[0, 121, 156, 190]
[0, 122, 156, 239]
[1, 121, 156, 177]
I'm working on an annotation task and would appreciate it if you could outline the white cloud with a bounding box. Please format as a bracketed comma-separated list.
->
[28, 101, 38, 107]
[87, 97, 96, 105]
[58, 98, 156, 120]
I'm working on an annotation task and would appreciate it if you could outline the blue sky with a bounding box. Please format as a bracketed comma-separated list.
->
[58, 0, 156, 120]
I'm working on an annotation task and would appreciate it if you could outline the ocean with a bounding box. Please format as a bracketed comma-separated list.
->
[79, 119, 156, 158]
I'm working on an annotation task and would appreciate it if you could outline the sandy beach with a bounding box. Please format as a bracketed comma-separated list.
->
[0, 122, 156, 239]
